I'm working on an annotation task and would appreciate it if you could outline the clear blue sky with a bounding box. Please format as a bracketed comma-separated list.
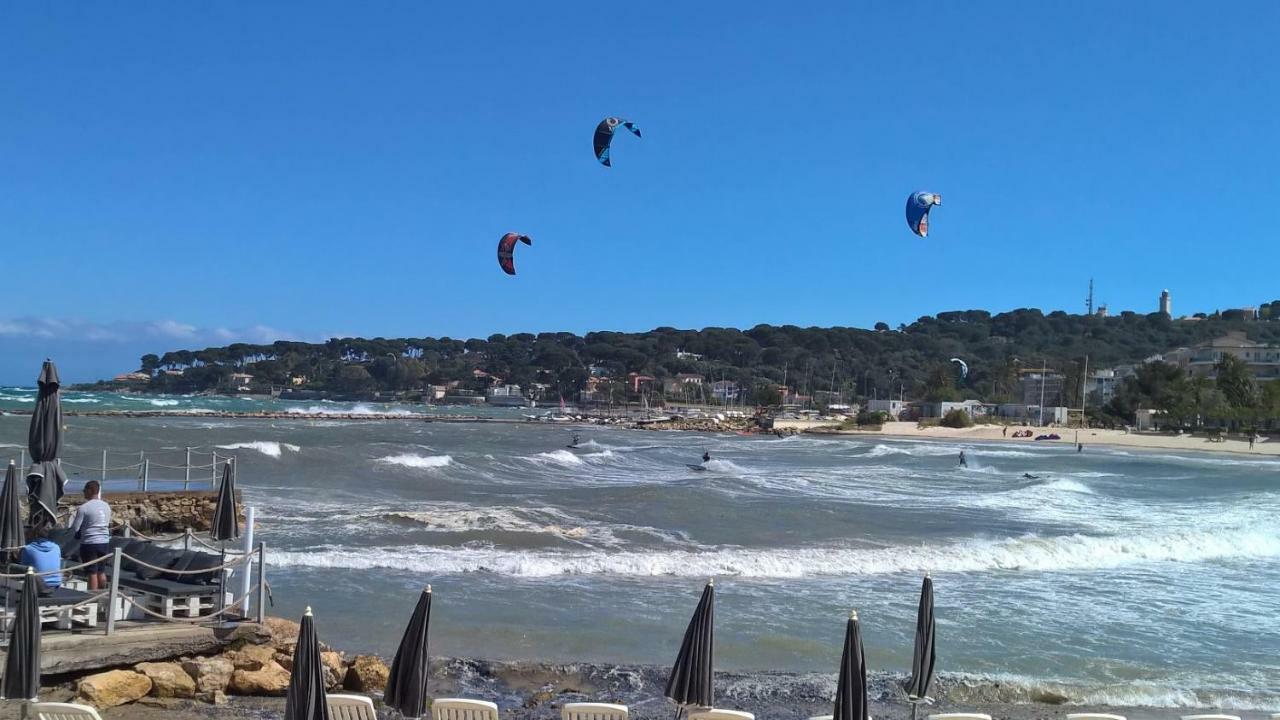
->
[2, 2, 1277, 382]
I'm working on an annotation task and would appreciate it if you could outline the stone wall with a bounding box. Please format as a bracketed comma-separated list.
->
[63, 490, 244, 533]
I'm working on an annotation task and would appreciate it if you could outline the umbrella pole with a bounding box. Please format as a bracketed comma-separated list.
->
[911, 703, 917, 720]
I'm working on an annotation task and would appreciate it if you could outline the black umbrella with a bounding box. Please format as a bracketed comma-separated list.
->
[1, 569, 42, 701]
[664, 579, 715, 717]
[26, 360, 65, 530]
[832, 610, 867, 720]
[905, 574, 936, 720]
[385, 586, 433, 718]
[285, 607, 330, 720]
[0, 460, 25, 551]
[211, 460, 239, 542]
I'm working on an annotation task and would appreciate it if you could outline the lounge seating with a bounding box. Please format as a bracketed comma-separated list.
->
[928, 715, 992, 720]
[327, 694, 377, 720]
[31, 702, 104, 720]
[1180, 716, 1240, 720]
[1067, 714, 1126, 720]
[807, 715, 834, 720]
[111, 540, 223, 619]
[1, 578, 99, 630]
[689, 710, 755, 720]
[433, 699, 500, 720]
[562, 703, 629, 720]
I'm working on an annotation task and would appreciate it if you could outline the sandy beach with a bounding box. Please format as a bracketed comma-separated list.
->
[791, 421, 1280, 458]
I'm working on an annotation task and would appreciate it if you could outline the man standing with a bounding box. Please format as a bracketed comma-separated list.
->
[70, 480, 112, 590]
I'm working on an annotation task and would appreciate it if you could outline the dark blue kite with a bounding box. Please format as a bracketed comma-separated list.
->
[594, 117, 641, 167]
[905, 192, 942, 237]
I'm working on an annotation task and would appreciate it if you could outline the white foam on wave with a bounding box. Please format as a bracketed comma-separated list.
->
[148, 399, 180, 407]
[380, 504, 592, 541]
[1038, 478, 1094, 495]
[526, 450, 585, 466]
[376, 453, 454, 469]
[702, 458, 746, 474]
[62, 398, 101, 404]
[269, 521, 1280, 578]
[283, 403, 419, 416]
[217, 441, 301, 458]
[941, 670, 1280, 710]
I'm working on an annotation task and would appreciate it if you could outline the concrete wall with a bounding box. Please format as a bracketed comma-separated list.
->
[64, 489, 243, 533]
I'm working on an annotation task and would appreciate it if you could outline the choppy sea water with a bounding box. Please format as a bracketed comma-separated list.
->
[1, 392, 1278, 710]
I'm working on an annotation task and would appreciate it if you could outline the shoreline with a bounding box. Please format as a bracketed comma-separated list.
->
[12, 657, 1266, 720]
[800, 421, 1280, 459]
[4, 407, 1275, 460]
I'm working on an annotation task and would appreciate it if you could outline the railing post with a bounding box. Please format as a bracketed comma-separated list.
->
[211, 452, 218, 486]
[106, 548, 122, 635]
[240, 507, 255, 614]
[255, 542, 266, 624]
[183, 527, 192, 551]
[142, 459, 150, 491]
[101, 450, 107, 483]
[184, 447, 191, 490]
[123, 523, 132, 538]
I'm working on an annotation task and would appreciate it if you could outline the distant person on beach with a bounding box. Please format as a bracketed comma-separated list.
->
[70, 480, 112, 590]
[20, 526, 61, 589]
[958, 451, 967, 468]
[1249, 435, 1255, 450]
[1002, 426, 1007, 437]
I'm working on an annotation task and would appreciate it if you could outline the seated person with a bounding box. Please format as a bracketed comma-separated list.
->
[19, 525, 62, 589]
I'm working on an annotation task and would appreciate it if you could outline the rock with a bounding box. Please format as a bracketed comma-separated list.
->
[135, 662, 196, 699]
[263, 616, 301, 649]
[229, 662, 291, 696]
[344, 655, 390, 693]
[225, 644, 277, 671]
[524, 690, 554, 708]
[321, 651, 346, 690]
[137, 697, 179, 709]
[1031, 688, 1070, 705]
[276, 653, 294, 671]
[76, 670, 154, 709]
[209, 690, 228, 705]
[182, 656, 234, 695]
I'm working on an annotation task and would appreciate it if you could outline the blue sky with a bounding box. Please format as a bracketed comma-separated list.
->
[1, 2, 1277, 382]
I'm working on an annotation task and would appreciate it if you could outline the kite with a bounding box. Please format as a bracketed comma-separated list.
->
[594, 117, 641, 167]
[950, 357, 969, 379]
[906, 192, 942, 237]
[497, 233, 532, 275]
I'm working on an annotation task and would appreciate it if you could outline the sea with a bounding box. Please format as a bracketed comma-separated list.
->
[1, 387, 1278, 711]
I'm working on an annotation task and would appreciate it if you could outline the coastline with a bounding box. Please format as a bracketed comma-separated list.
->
[10, 657, 1261, 720]
[788, 421, 1280, 459]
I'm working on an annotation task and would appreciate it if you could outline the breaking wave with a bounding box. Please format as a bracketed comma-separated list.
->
[375, 453, 454, 469]
[216, 441, 301, 458]
[269, 523, 1280, 578]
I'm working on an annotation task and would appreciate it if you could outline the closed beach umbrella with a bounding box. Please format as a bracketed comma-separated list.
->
[905, 574, 936, 717]
[1, 569, 42, 701]
[26, 360, 65, 529]
[665, 579, 715, 715]
[833, 610, 867, 720]
[385, 586, 433, 718]
[211, 460, 239, 542]
[0, 460, 25, 551]
[284, 607, 330, 720]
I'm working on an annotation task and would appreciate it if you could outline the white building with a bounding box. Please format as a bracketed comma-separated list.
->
[1159, 289, 1172, 317]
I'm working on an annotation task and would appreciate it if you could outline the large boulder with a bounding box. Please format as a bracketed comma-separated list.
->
[76, 670, 153, 709]
[262, 616, 301, 649]
[135, 662, 196, 699]
[225, 644, 277, 671]
[321, 651, 346, 690]
[344, 655, 390, 693]
[229, 662, 291, 696]
[182, 656, 234, 695]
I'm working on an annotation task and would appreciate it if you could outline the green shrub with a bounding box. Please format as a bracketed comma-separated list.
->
[940, 408, 974, 428]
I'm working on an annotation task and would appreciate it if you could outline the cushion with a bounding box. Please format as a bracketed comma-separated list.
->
[182, 553, 223, 585]
[136, 549, 183, 580]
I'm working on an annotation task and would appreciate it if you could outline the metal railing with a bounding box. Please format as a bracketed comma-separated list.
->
[7, 447, 236, 492]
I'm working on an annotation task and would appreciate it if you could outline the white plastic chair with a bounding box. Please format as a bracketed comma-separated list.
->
[31, 703, 104, 720]
[1180, 716, 1240, 720]
[562, 703, 629, 720]
[808, 715, 834, 720]
[689, 710, 755, 720]
[433, 698, 501, 720]
[1067, 714, 1126, 720]
[928, 714, 992, 720]
[328, 694, 377, 720]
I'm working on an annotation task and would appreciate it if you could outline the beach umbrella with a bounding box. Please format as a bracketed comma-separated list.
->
[905, 574, 936, 720]
[26, 360, 65, 530]
[210, 460, 239, 542]
[285, 607, 330, 720]
[1, 569, 42, 701]
[0, 461, 25, 551]
[832, 610, 868, 720]
[664, 579, 715, 717]
[385, 586, 433, 718]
